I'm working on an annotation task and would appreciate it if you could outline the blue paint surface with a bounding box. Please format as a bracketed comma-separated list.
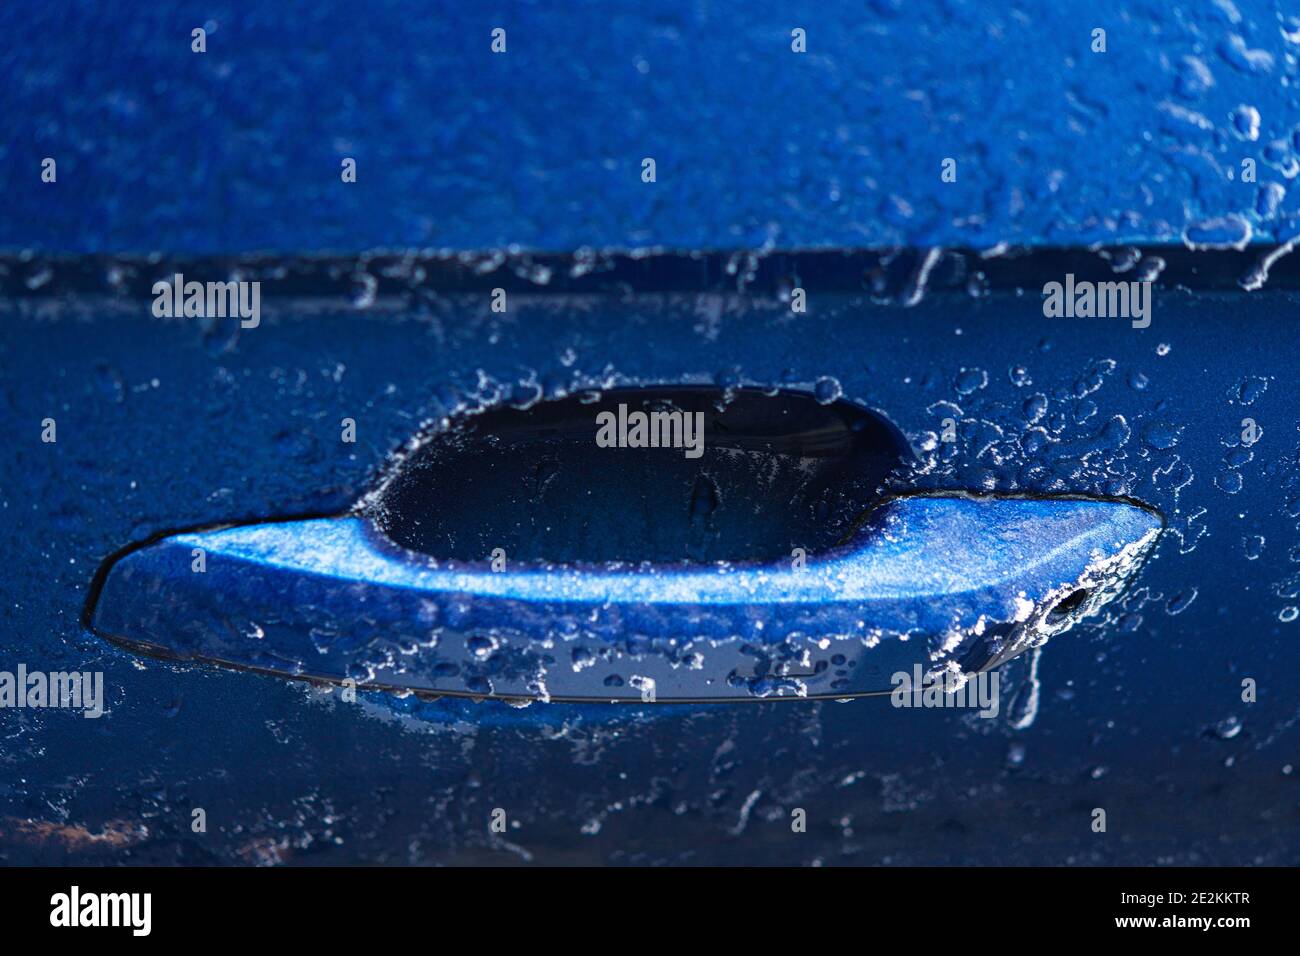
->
[2, 1, 1298, 866]
[4, 1, 1300, 252]
[3, 278, 1298, 863]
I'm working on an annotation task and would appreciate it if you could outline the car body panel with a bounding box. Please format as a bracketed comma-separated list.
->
[3, 0, 1298, 866]
[2, 272, 1298, 863]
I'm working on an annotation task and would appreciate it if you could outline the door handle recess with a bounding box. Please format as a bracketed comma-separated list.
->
[88, 492, 1161, 702]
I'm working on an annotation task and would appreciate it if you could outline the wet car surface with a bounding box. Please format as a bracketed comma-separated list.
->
[3, 250, 1299, 864]
[3, 2, 1300, 867]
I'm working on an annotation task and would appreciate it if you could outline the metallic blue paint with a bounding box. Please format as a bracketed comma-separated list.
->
[4, 1, 1299, 253]
[3, 278, 1297, 864]
[2, 0, 1298, 867]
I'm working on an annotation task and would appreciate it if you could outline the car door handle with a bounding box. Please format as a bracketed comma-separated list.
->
[88, 492, 1161, 702]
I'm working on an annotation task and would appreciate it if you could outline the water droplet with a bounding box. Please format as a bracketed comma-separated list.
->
[1183, 214, 1252, 250]
[1215, 470, 1244, 494]
[1234, 376, 1268, 404]
[1224, 447, 1253, 467]
[1135, 257, 1166, 283]
[1166, 589, 1198, 615]
[1175, 55, 1215, 98]
[813, 376, 842, 404]
[954, 367, 988, 396]
[1214, 715, 1243, 739]
[351, 271, 378, 309]
[1141, 421, 1183, 450]
[1230, 103, 1261, 140]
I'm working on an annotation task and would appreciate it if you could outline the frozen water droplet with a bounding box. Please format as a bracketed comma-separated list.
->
[1214, 715, 1243, 739]
[1166, 589, 1198, 615]
[351, 271, 378, 309]
[1234, 376, 1268, 404]
[1005, 743, 1026, 769]
[1183, 215, 1252, 250]
[1175, 55, 1215, 98]
[1230, 103, 1261, 140]
[1216, 471, 1244, 493]
[1141, 421, 1183, 450]
[954, 367, 988, 396]
[813, 376, 842, 404]
[1101, 246, 1141, 273]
